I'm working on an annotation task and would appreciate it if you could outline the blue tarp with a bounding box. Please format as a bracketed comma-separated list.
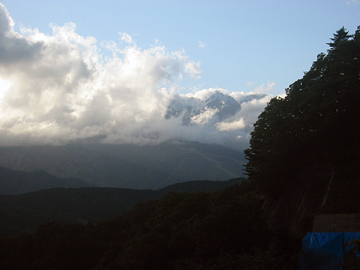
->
[299, 232, 360, 270]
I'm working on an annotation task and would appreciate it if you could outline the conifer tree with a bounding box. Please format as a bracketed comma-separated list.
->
[245, 26, 360, 196]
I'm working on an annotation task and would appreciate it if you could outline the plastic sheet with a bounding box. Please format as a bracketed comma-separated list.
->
[299, 232, 360, 270]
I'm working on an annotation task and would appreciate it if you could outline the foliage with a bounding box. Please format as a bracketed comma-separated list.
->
[0, 182, 300, 269]
[0, 178, 246, 238]
[245, 26, 360, 196]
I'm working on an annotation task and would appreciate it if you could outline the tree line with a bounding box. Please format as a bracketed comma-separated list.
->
[245, 26, 360, 197]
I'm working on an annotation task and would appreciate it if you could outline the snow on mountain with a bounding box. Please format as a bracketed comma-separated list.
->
[165, 90, 267, 128]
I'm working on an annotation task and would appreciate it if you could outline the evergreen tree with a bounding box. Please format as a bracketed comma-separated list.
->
[245, 26, 360, 196]
[327, 26, 352, 50]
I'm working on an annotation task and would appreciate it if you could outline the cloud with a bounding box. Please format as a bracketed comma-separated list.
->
[0, 78, 11, 99]
[198, 41, 206, 48]
[191, 108, 219, 125]
[0, 4, 271, 149]
[119, 32, 133, 43]
[235, 96, 272, 128]
[216, 118, 245, 131]
[253, 81, 275, 93]
[246, 82, 254, 87]
[185, 62, 202, 79]
[345, 0, 360, 4]
[185, 87, 228, 99]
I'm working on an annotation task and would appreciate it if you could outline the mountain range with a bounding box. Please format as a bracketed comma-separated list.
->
[0, 166, 245, 237]
[0, 166, 90, 195]
[0, 140, 245, 190]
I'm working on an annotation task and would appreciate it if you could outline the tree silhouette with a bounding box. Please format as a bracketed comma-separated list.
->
[245, 26, 360, 196]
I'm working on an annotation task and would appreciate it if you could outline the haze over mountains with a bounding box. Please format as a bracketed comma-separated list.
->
[0, 141, 245, 190]
[0, 166, 89, 195]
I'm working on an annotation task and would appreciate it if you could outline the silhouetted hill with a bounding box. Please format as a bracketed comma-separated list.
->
[0, 166, 91, 195]
[0, 178, 247, 238]
[158, 177, 245, 193]
[0, 187, 160, 237]
[0, 141, 245, 189]
[0, 183, 300, 270]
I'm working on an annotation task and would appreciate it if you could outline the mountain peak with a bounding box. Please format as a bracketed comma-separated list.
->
[165, 91, 241, 125]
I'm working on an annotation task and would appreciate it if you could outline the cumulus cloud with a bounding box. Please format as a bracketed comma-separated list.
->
[0, 4, 271, 149]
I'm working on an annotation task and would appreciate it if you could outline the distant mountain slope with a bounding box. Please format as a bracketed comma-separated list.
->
[0, 141, 245, 189]
[0, 178, 247, 238]
[0, 166, 91, 195]
[165, 91, 265, 126]
[158, 178, 245, 193]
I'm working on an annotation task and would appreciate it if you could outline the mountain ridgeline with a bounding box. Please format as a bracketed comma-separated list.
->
[0, 175, 245, 238]
[0, 141, 245, 190]
[0, 166, 90, 195]
[165, 91, 265, 126]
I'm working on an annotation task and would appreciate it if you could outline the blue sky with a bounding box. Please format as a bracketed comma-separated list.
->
[3, 0, 360, 95]
[0, 1, 359, 148]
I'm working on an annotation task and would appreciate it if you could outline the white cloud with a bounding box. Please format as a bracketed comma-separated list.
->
[253, 81, 275, 93]
[0, 78, 11, 99]
[0, 3, 271, 150]
[185, 62, 202, 79]
[119, 32, 133, 43]
[216, 118, 245, 131]
[238, 96, 272, 125]
[191, 108, 218, 125]
[198, 41, 206, 48]
[185, 88, 229, 99]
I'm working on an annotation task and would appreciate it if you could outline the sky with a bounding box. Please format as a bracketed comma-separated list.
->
[0, 1, 359, 149]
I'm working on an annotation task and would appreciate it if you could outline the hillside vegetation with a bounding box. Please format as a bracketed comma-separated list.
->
[244, 26, 360, 235]
[0, 178, 244, 238]
[0, 182, 300, 270]
[245, 26, 360, 194]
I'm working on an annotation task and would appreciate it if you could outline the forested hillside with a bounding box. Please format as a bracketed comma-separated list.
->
[0, 178, 245, 238]
[245, 26, 360, 235]
[0, 183, 300, 270]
